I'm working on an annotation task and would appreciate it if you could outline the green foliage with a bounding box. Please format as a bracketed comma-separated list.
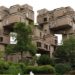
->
[0, 51, 4, 60]
[5, 22, 37, 62]
[24, 43, 37, 56]
[0, 61, 23, 74]
[24, 65, 55, 74]
[55, 63, 71, 74]
[14, 22, 36, 60]
[5, 45, 15, 55]
[0, 60, 55, 74]
[54, 36, 75, 63]
[7, 64, 22, 75]
[0, 61, 9, 74]
[37, 54, 54, 65]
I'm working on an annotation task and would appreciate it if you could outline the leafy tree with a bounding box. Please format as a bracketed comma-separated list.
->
[5, 45, 15, 55]
[55, 63, 71, 74]
[37, 54, 54, 65]
[5, 44, 15, 60]
[14, 22, 36, 60]
[54, 36, 75, 63]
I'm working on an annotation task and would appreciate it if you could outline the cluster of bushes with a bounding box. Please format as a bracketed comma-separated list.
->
[0, 60, 55, 74]
[55, 63, 71, 74]
[0, 54, 72, 75]
[24, 65, 55, 74]
[0, 61, 22, 74]
[37, 54, 72, 75]
[37, 54, 54, 66]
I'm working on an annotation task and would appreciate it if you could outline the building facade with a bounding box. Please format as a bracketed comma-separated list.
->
[0, 4, 75, 62]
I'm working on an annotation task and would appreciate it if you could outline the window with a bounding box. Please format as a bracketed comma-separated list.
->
[0, 37, 3, 42]
[37, 42, 41, 47]
[44, 17, 47, 22]
[44, 44, 48, 49]
[20, 8, 24, 11]
[10, 32, 17, 44]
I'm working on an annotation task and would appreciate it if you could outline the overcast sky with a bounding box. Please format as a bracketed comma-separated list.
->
[0, 0, 74, 44]
[0, 0, 75, 11]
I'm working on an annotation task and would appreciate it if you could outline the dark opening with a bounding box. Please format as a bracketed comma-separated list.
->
[0, 37, 3, 42]
[44, 44, 48, 49]
[44, 17, 47, 22]
[37, 42, 41, 47]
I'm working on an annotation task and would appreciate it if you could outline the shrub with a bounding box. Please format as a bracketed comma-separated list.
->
[37, 54, 54, 65]
[19, 63, 26, 74]
[24, 65, 55, 74]
[0, 61, 9, 74]
[55, 63, 71, 74]
[7, 64, 22, 75]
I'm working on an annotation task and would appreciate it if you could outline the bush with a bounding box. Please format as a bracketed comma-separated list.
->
[0, 61, 9, 74]
[55, 63, 71, 74]
[19, 63, 26, 74]
[0, 60, 55, 74]
[37, 54, 54, 65]
[24, 65, 55, 74]
[7, 63, 23, 75]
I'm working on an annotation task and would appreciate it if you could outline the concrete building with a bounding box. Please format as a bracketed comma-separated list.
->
[0, 4, 75, 62]
[37, 7, 75, 40]
[0, 4, 34, 61]
[0, 4, 56, 62]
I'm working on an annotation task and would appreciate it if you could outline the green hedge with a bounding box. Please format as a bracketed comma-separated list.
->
[55, 63, 71, 74]
[24, 65, 55, 74]
[0, 60, 55, 74]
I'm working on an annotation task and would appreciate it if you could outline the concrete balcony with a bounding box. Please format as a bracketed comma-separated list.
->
[37, 13, 49, 25]
[42, 34, 57, 46]
[32, 33, 56, 46]
[0, 35, 10, 44]
[3, 14, 25, 27]
[25, 11, 34, 21]
[37, 41, 50, 52]
[50, 16, 72, 30]
[33, 37, 55, 53]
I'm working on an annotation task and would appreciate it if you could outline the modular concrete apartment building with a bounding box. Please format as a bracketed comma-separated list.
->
[0, 4, 75, 62]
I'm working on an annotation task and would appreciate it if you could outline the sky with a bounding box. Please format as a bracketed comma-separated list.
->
[0, 0, 75, 11]
[0, 0, 75, 24]
[0, 0, 74, 44]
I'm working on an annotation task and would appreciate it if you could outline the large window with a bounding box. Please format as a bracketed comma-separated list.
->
[55, 34, 62, 45]
[0, 37, 3, 42]
[44, 44, 48, 49]
[37, 42, 41, 47]
[44, 17, 47, 22]
[10, 32, 17, 44]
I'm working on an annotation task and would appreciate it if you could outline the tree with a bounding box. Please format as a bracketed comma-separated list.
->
[54, 36, 75, 63]
[37, 54, 54, 65]
[5, 44, 15, 60]
[5, 45, 15, 55]
[14, 22, 36, 60]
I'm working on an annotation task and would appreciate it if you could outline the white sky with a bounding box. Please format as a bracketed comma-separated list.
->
[0, 0, 74, 44]
[0, 0, 75, 11]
